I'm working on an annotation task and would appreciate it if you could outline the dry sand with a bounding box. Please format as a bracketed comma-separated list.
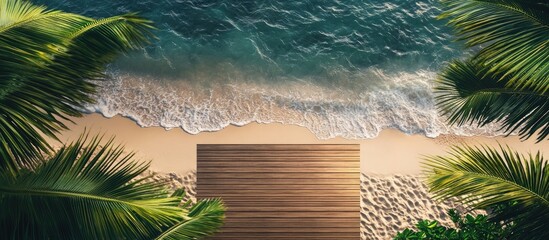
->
[49, 113, 548, 175]
[48, 113, 548, 239]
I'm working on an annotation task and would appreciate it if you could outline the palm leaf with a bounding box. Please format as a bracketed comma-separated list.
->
[423, 144, 549, 239]
[0, 0, 153, 174]
[51, 13, 154, 83]
[435, 60, 549, 142]
[0, 0, 90, 172]
[0, 1, 225, 239]
[156, 198, 226, 240]
[0, 134, 186, 239]
[439, 0, 549, 93]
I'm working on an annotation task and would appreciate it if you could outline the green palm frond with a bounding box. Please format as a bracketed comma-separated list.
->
[423, 144, 549, 239]
[0, 1, 89, 73]
[439, 0, 549, 93]
[156, 198, 226, 240]
[435, 60, 549, 142]
[0, 134, 225, 239]
[0, 7, 89, 175]
[0, 135, 182, 239]
[0, 0, 44, 27]
[0, 0, 153, 174]
[0, 1, 225, 239]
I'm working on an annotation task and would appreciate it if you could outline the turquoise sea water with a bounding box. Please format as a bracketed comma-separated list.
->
[38, 0, 500, 138]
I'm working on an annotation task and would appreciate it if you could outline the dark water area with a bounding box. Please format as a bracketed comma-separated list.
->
[39, 0, 461, 81]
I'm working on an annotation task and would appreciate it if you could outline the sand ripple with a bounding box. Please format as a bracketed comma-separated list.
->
[360, 174, 470, 239]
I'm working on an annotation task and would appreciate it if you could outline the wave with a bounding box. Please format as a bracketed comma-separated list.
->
[86, 69, 504, 139]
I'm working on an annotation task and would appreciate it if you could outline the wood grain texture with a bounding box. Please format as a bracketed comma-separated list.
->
[197, 144, 360, 151]
[197, 144, 360, 239]
[199, 172, 358, 179]
[198, 184, 359, 190]
[197, 161, 360, 168]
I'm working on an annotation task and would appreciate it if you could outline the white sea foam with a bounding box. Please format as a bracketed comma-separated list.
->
[86, 68, 504, 139]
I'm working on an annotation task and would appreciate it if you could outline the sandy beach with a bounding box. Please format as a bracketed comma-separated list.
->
[48, 113, 548, 239]
[50, 113, 548, 175]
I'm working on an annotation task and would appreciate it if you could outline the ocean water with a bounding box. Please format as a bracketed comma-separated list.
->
[38, 0, 502, 139]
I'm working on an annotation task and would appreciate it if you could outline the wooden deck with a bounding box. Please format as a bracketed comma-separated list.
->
[197, 144, 360, 239]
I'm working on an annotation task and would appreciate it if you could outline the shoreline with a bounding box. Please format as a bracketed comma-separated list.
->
[48, 113, 549, 175]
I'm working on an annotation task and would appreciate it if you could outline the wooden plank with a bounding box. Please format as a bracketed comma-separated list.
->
[223, 220, 357, 228]
[198, 172, 358, 179]
[198, 161, 360, 168]
[198, 144, 360, 151]
[226, 206, 359, 212]
[210, 237, 358, 240]
[197, 196, 360, 202]
[197, 189, 358, 197]
[197, 167, 359, 173]
[198, 178, 358, 185]
[226, 218, 360, 223]
[209, 232, 358, 237]
[221, 227, 357, 233]
[198, 153, 359, 156]
[225, 211, 359, 218]
[226, 201, 359, 207]
[197, 144, 359, 239]
[198, 152, 359, 158]
[198, 184, 359, 190]
[198, 156, 359, 161]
